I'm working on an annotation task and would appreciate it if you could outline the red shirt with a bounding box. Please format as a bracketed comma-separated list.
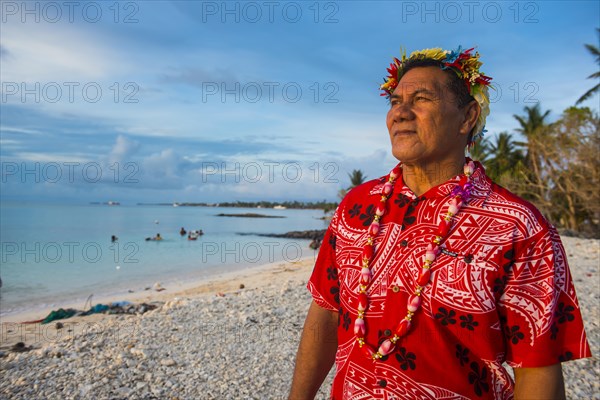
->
[308, 162, 591, 399]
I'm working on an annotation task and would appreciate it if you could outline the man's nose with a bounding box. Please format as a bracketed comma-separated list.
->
[390, 102, 414, 122]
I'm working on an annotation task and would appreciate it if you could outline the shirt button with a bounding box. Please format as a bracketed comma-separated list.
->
[384, 329, 392, 336]
[400, 239, 408, 247]
[391, 285, 400, 293]
[378, 379, 387, 388]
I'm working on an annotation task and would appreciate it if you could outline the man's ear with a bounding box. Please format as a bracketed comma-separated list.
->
[460, 100, 481, 137]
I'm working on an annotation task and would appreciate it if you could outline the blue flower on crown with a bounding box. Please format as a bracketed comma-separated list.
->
[472, 127, 487, 143]
[444, 46, 463, 64]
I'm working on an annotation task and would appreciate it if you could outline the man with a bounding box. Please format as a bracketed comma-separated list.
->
[288, 47, 591, 399]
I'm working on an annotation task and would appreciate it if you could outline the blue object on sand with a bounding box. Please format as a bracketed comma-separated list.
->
[111, 301, 132, 307]
[88, 304, 110, 313]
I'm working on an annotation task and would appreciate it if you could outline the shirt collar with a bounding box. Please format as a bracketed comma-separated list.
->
[369, 159, 492, 207]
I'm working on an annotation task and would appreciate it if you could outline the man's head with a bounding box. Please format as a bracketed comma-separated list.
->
[380, 47, 492, 146]
[386, 66, 481, 165]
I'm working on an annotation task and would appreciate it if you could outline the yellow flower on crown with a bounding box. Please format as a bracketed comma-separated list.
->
[409, 48, 448, 61]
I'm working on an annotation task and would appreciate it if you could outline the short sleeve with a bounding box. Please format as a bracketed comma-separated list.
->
[307, 211, 341, 312]
[498, 223, 592, 367]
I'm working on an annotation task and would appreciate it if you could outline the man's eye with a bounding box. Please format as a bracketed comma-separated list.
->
[415, 96, 429, 101]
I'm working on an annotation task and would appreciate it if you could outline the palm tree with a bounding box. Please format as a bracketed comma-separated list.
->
[348, 170, 367, 189]
[513, 104, 551, 140]
[513, 104, 551, 179]
[485, 132, 524, 181]
[468, 136, 491, 164]
[576, 28, 600, 104]
[338, 169, 367, 200]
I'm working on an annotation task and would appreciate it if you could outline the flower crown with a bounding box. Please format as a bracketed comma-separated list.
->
[380, 46, 493, 143]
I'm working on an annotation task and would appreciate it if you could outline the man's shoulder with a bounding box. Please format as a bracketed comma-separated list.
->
[483, 178, 551, 234]
[343, 176, 387, 203]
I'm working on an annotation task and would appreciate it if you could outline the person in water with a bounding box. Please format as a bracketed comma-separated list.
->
[180, 227, 186, 236]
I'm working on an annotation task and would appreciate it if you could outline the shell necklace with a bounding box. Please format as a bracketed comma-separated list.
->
[355, 161, 475, 360]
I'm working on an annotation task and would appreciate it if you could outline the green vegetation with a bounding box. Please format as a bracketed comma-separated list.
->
[170, 200, 338, 212]
[469, 30, 599, 237]
[576, 28, 600, 104]
[338, 169, 368, 200]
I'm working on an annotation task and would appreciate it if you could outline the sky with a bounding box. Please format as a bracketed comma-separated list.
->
[1, 0, 598, 204]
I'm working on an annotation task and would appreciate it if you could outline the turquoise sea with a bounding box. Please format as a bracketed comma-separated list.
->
[0, 202, 327, 317]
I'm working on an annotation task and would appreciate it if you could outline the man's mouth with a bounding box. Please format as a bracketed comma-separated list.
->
[393, 129, 416, 136]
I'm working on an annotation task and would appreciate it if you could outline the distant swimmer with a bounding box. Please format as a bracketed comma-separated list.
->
[145, 233, 163, 241]
[111, 235, 118, 242]
[180, 227, 187, 236]
[188, 231, 198, 240]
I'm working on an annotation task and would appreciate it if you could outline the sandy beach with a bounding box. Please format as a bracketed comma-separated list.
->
[1, 236, 598, 399]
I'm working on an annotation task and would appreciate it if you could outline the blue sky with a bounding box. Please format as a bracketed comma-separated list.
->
[1, 0, 598, 204]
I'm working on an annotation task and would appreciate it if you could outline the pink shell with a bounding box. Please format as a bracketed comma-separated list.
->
[464, 161, 475, 175]
[426, 243, 439, 254]
[378, 339, 395, 356]
[368, 222, 380, 236]
[425, 252, 436, 262]
[449, 197, 463, 208]
[360, 267, 371, 284]
[382, 183, 393, 196]
[448, 204, 459, 215]
[354, 318, 366, 336]
[407, 294, 422, 312]
[375, 205, 385, 217]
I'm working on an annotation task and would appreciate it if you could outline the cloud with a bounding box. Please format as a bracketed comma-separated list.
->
[1, 22, 128, 83]
[11, 152, 93, 163]
[0, 126, 44, 135]
[108, 135, 140, 164]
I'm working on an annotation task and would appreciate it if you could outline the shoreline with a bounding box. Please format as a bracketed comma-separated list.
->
[0, 255, 317, 347]
[0, 239, 320, 320]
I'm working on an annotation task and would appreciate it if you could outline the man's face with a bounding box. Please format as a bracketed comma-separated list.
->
[386, 66, 471, 165]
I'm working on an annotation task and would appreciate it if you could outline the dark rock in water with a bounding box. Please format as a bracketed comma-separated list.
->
[246, 229, 326, 241]
[216, 213, 285, 218]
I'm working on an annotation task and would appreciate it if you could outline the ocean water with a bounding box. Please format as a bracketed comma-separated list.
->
[0, 202, 328, 316]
